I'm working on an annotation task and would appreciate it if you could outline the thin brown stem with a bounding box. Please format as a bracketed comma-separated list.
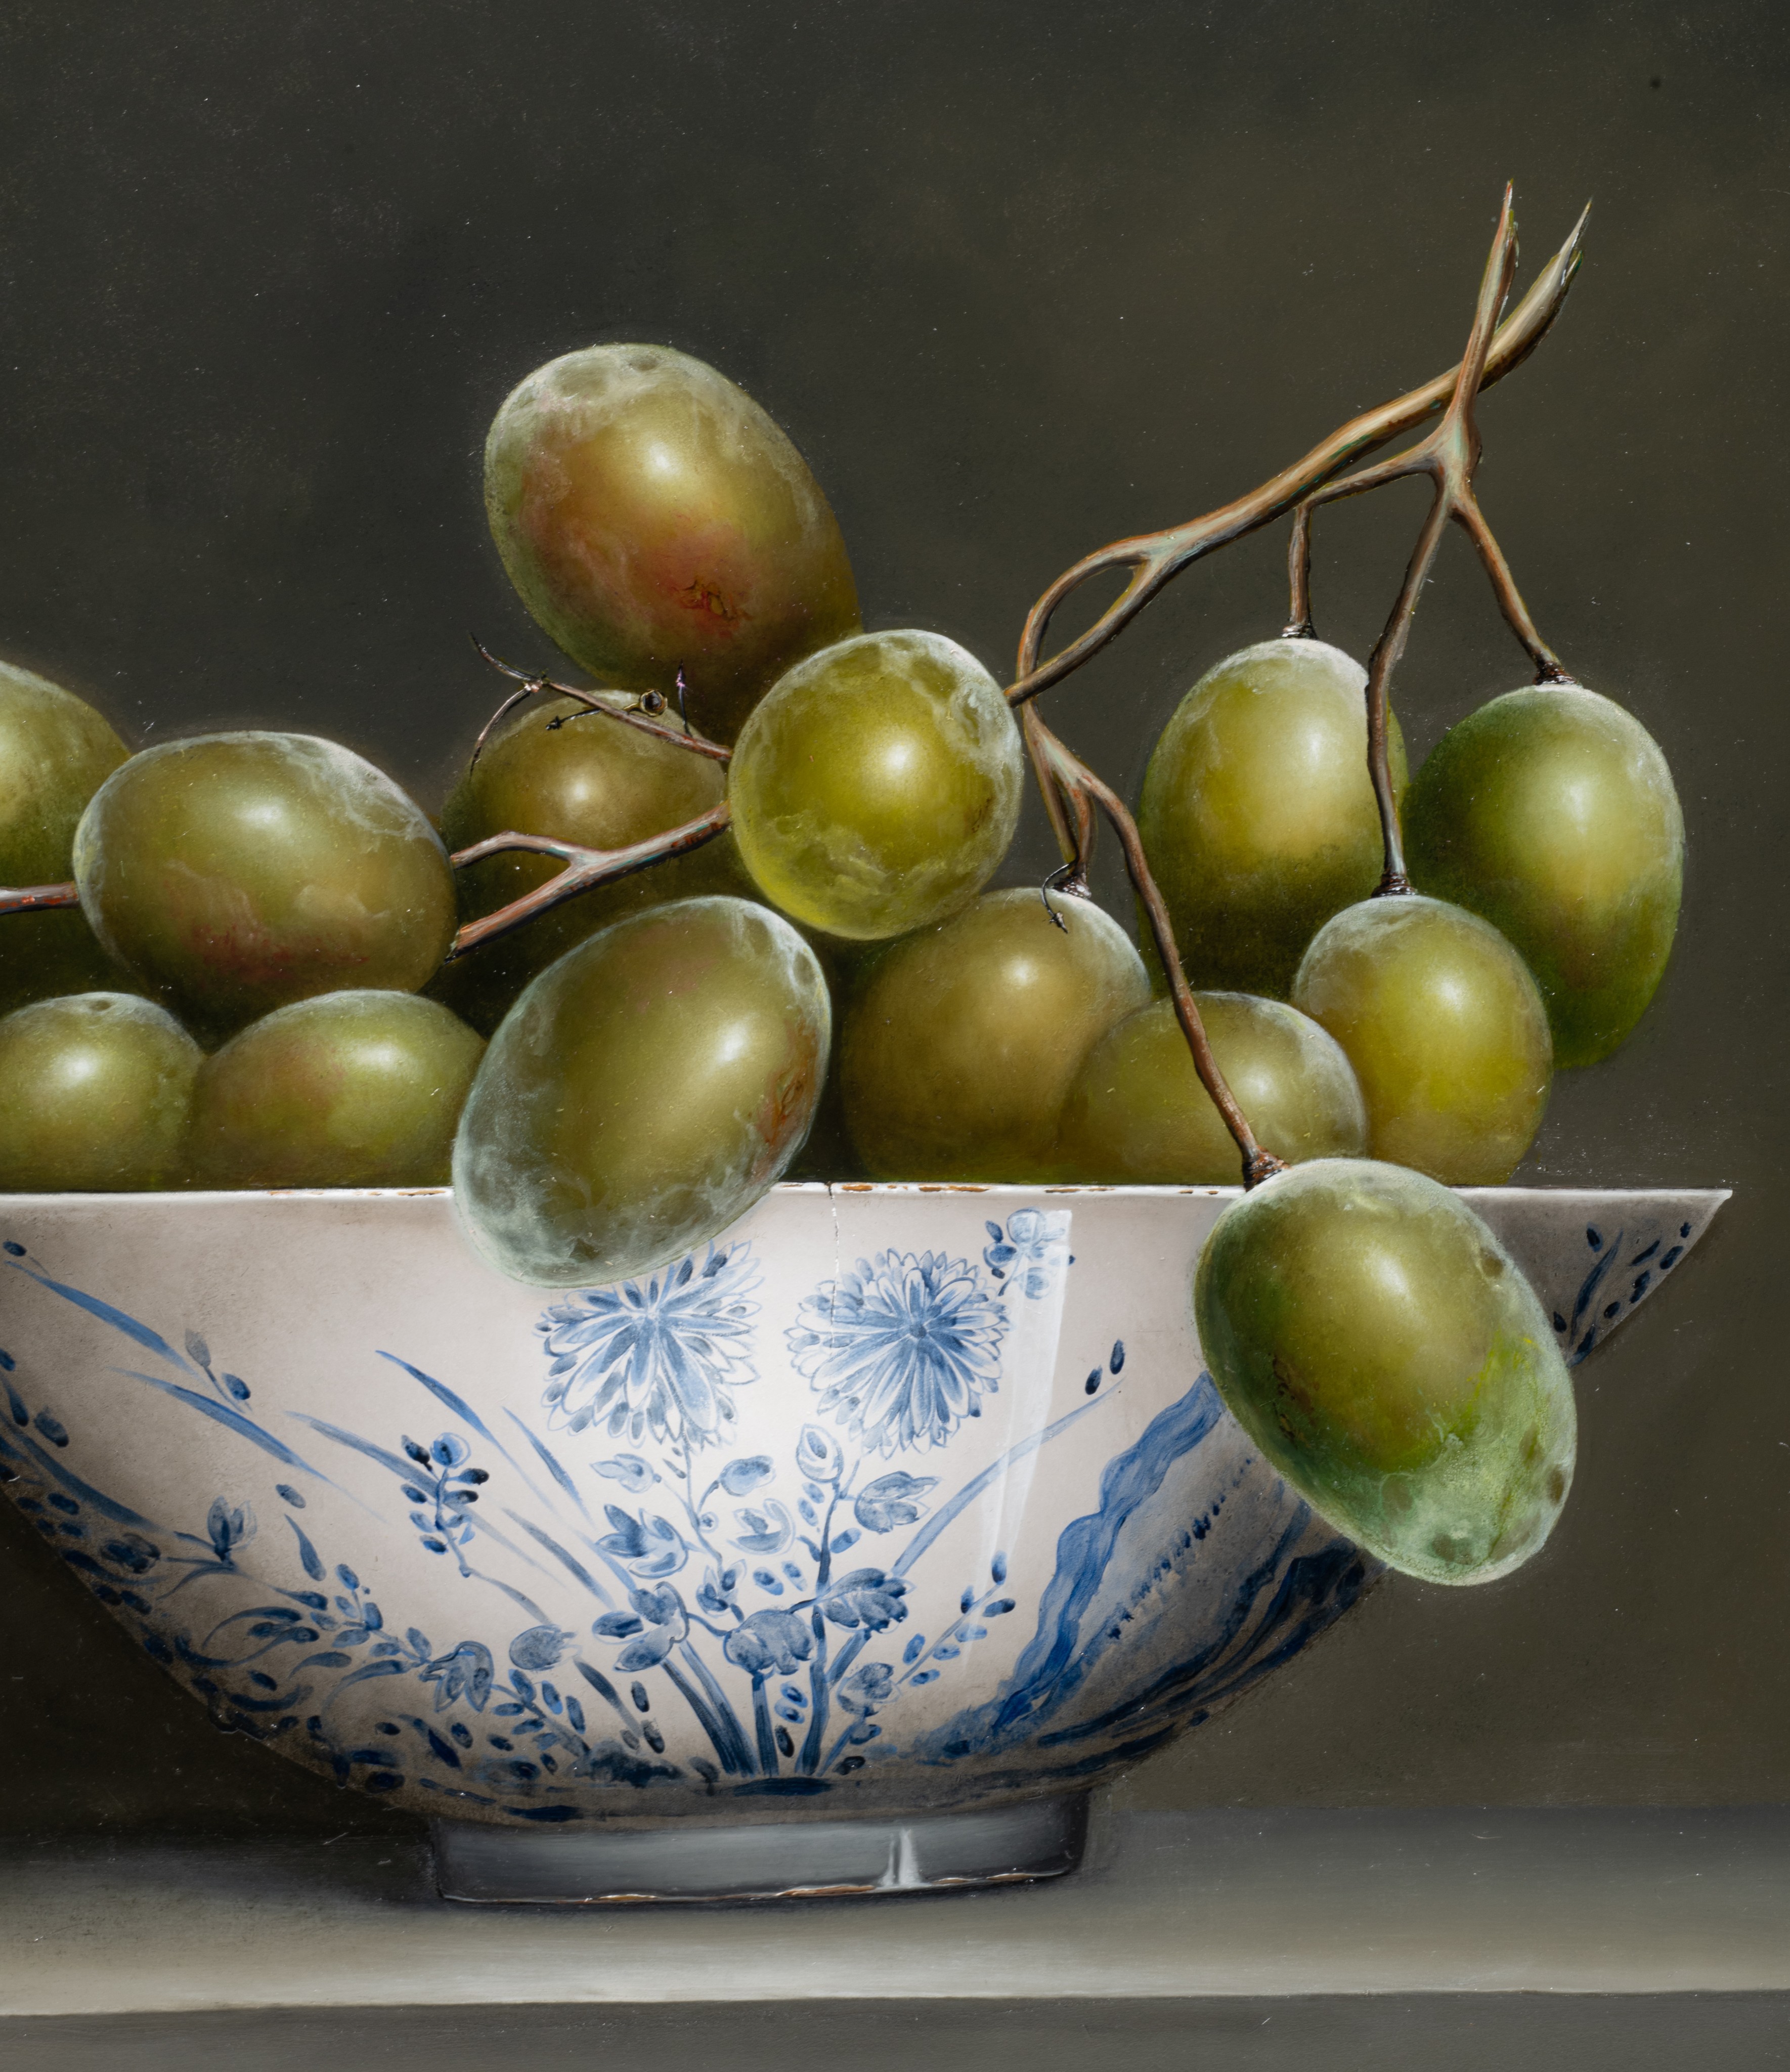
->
[1006, 202, 1587, 708]
[447, 800, 733, 959]
[0, 881, 79, 917]
[1031, 714, 1284, 1189]
[468, 639, 732, 765]
[1452, 491, 1573, 682]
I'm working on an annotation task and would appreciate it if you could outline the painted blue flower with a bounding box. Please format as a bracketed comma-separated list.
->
[838, 1661, 894, 1716]
[724, 1608, 813, 1678]
[787, 1250, 1008, 1454]
[420, 1639, 495, 1713]
[538, 1243, 761, 1450]
[982, 1208, 1071, 1299]
[508, 1624, 575, 1671]
[854, 1471, 938, 1534]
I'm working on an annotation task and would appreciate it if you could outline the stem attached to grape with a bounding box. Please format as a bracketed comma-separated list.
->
[1003, 198, 1588, 718]
[1030, 718, 1285, 1189]
[1281, 187, 1577, 897]
[446, 800, 734, 959]
[467, 638, 732, 766]
[0, 881, 79, 917]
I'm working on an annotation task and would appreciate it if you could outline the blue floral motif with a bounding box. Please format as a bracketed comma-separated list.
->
[788, 1250, 1008, 1455]
[982, 1210, 1071, 1299]
[539, 1243, 760, 1450]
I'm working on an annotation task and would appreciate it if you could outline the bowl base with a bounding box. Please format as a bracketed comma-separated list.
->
[430, 1792, 1089, 1904]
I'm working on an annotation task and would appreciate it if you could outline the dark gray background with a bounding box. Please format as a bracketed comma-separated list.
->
[0, 0, 1782, 1835]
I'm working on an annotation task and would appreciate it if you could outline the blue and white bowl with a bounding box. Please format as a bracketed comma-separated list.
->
[0, 1181, 1725, 1901]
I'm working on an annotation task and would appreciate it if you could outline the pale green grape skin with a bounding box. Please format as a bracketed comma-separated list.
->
[728, 629, 1024, 942]
[1292, 894, 1551, 1185]
[0, 661, 138, 1015]
[188, 991, 485, 1190]
[0, 993, 199, 1191]
[840, 888, 1149, 1181]
[1405, 685, 1683, 1068]
[1057, 991, 1366, 1185]
[74, 733, 457, 1040]
[1194, 1157, 1576, 1585]
[1138, 638, 1409, 998]
[433, 693, 748, 1035]
[453, 896, 830, 1287]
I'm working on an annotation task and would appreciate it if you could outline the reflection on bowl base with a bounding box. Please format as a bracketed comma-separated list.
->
[431, 1790, 1088, 1903]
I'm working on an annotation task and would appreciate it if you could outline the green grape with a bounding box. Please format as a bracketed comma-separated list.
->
[433, 693, 747, 1035]
[0, 993, 199, 1191]
[1292, 894, 1551, 1185]
[0, 660, 137, 1015]
[485, 343, 861, 745]
[840, 888, 1148, 1181]
[1138, 637, 1409, 997]
[1195, 1158, 1576, 1585]
[453, 896, 829, 1286]
[729, 630, 1023, 942]
[1057, 991, 1366, 1185]
[73, 732, 457, 1039]
[1405, 685, 1683, 1068]
[188, 990, 485, 1190]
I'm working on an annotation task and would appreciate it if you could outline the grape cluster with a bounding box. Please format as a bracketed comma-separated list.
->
[0, 198, 1682, 1586]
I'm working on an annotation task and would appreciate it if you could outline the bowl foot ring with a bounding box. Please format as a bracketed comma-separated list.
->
[430, 1791, 1089, 1904]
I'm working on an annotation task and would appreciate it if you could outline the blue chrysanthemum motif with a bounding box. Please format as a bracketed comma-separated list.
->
[537, 1244, 761, 1450]
[787, 1250, 1008, 1455]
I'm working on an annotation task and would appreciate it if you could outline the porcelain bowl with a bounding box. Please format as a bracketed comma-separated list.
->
[0, 1181, 1724, 1901]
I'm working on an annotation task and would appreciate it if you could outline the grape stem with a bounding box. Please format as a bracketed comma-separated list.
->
[446, 800, 734, 959]
[1030, 720, 1286, 1190]
[0, 881, 79, 916]
[466, 637, 732, 765]
[1282, 185, 1577, 896]
[1003, 198, 1588, 726]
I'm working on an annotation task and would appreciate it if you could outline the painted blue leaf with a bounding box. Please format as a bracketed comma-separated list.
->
[33, 1412, 69, 1449]
[831, 1529, 861, 1554]
[224, 1375, 250, 1402]
[285, 1517, 325, 1581]
[991, 1551, 1008, 1585]
[615, 1629, 675, 1672]
[986, 1597, 1015, 1616]
[336, 1565, 360, 1590]
[1110, 1340, 1125, 1374]
[902, 1633, 927, 1664]
[593, 1612, 644, 1639]
[720, 1455, 774, 1496]
[184, 1330, 211, 1368]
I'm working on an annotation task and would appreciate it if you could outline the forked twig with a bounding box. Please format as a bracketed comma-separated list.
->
[1005, 201, 1587, 719]
[1289, 185, 1572, 893]
[447, 801, 734, 959]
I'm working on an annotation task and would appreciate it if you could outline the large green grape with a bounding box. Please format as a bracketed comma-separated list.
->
[1195, 1158, 1576, 1584]
[453, 896, 829, 1286]
[1139, 638, 1409, 997]
[1405, 685, 1682, 1068]
[433, 693, 746, 1035]
[1292, 894, 1551, 1185]
[840, 888, 1148, 1181]
[188, 991, 485, 1190]
[1057, 991, 1366, 1185]
[485, 343, 861, 744]
[0, 660, 136, 1015]
[729, 630, 1023, 942]
[73, 733, 457, 1039]
[0, 993, 199, 1191]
